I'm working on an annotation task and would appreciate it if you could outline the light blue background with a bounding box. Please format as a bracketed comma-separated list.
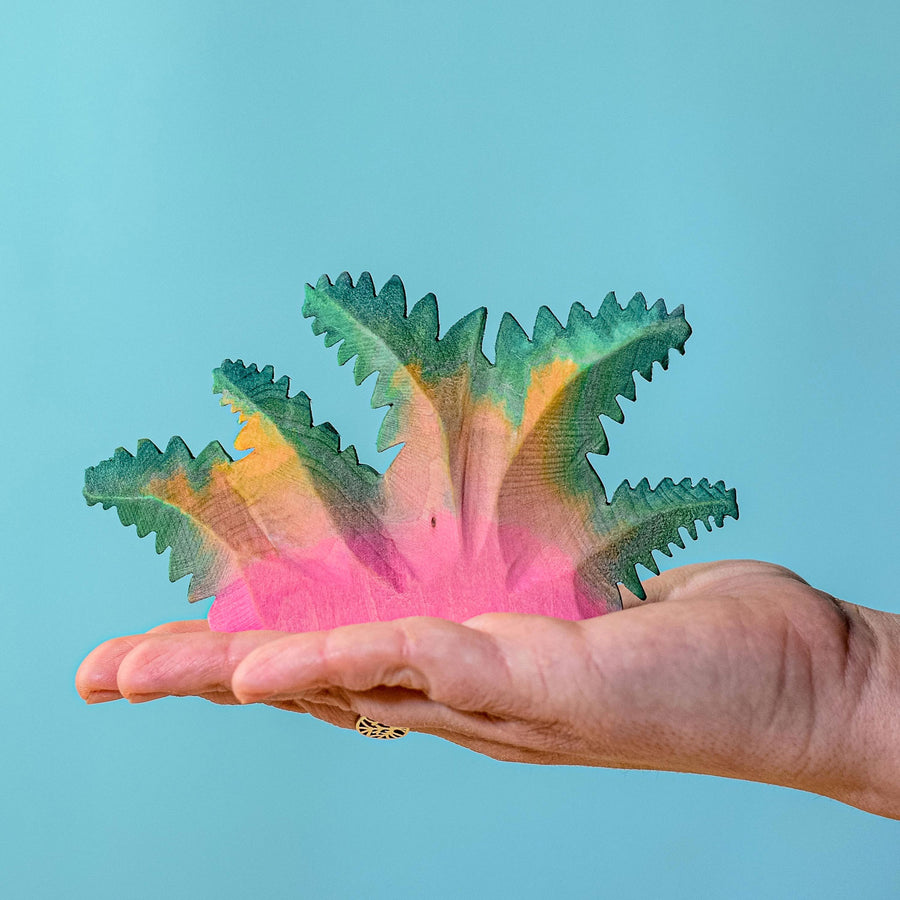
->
[2, 2, 898, 897]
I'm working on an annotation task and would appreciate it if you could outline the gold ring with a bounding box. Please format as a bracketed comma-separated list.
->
[355, 715, 409, 740]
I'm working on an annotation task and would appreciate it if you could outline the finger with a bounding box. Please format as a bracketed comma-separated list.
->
[77, 634, 152, 702]
[116, 630, 285, 702]
[268, 679, 536, 749]
[303, 689, 592, 766]
[272, 684, 585, 764]
[194, 690, 245, 706]
[262, 696, 364, 729]
[231, 617, 513, 712]
[293, 690, 455, 738]
[265, 682, 483, 738]
[293, 698, 358, 730]
[77, 622, 212, 702]
[354, 683, 516, 736]
[345, 684, 592, 758]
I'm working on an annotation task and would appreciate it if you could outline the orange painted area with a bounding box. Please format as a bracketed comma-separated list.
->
[520, 357, 580, 445]
[146, 413, 337, 559]
[224, 414, 340, 547]
[231, 414, 303, 480]
[381, 360, 584, 547]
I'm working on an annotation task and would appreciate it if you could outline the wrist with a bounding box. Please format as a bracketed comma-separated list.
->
[814, 604, 900, 819]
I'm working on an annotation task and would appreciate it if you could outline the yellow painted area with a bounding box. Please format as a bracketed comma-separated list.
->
[145, 410, 335, 556]
[383, 359, 583, 527]
[225, 413, 334, 539]
[390, 359, 424, 393]
[519, 357, 579, 445]
[232, 414, 296, 471]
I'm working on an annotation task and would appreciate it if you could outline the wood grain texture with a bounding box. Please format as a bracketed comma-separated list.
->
[84, 272, 738, 631]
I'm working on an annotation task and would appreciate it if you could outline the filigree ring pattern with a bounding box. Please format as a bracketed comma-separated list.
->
[355, 715, 409, 740]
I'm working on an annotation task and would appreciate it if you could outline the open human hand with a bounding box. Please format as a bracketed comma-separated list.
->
[76, 560, 899, 819]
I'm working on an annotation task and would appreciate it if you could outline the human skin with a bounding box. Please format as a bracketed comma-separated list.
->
[76, 560, 900, 819]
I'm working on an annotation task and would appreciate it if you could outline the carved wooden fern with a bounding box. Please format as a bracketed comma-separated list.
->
[84, 273, 738, 631]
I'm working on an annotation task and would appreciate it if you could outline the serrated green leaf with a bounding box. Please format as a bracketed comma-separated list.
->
[83, 438, 239, 601]
[589, 477, 739, 599]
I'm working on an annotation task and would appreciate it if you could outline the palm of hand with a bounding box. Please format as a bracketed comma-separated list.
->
[78, 563, 861, 753]
[79, 560, 894, 814]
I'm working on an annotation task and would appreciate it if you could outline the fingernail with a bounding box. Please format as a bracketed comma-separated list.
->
[84, 690, 124, 704]
[126, 692, 168, 704]
[232, 687, 267, 705]
[231, 668, 269, 703]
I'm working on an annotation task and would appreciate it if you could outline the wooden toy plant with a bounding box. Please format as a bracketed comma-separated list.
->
[84, 272, 738, 633]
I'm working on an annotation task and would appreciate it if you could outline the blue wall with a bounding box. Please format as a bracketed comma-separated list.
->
[2, 2, 897, 896]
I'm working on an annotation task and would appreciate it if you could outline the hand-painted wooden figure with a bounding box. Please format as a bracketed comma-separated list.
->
[84, 273, 738, 632]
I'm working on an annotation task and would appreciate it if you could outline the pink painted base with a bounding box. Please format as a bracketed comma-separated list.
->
[208, 519, 619, 632]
